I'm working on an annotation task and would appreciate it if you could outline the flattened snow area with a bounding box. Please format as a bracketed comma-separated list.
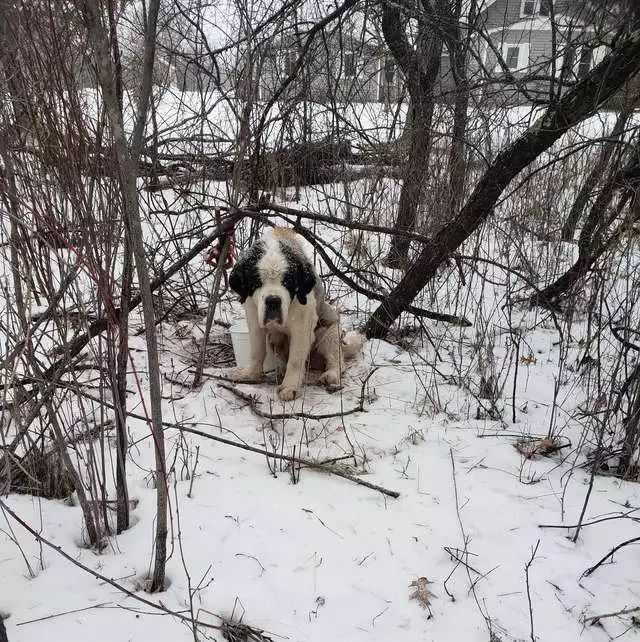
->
[2, 324, 639, 642]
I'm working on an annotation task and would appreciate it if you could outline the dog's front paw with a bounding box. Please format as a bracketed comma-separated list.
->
[318, 369, 340, 386]
[227, 367, 264, 383]
[277, 383, 298, 401]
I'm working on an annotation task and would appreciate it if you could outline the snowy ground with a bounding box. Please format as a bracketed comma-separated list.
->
[2, 267, 640, 642]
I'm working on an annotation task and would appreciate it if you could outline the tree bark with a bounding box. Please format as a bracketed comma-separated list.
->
[0, 4, 28, 329]
[619, 374, 640, 477]
[365, 27, 640, 338]
[105, 0, 131, 535]
[80, 0, 168, 591]
[115, 232, 132, 534]
[531, 144, 639, 307]
[444, 0, 475, 215]
[561, 108, 630, 241]
[381, 3, 442, 267]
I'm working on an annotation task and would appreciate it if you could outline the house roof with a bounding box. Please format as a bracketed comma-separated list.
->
[465, 0, 500, 14]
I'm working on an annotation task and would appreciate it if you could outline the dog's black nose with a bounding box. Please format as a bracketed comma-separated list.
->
[264, 295, 282, 322]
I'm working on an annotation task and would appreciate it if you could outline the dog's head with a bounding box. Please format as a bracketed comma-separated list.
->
[229, 232, 316, 329]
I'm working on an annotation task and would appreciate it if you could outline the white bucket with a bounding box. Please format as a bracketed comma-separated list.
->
[230, 318, 277, 371]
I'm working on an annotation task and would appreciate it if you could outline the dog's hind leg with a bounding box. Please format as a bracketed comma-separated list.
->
[315, 323, 344, 387]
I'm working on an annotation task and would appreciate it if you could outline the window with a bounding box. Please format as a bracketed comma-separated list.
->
[384, 56, 396, 84]
[343, 51, 356, 78]
[505, 46, 520, 69]
[555, 45, 592, 80]
[560, 45, 576, 77]
[592, 45, 607, 66]
[282, 50, 298, 76]
[577, 47, 592, 78]
[521, 0, 551, 17]
[495, 43, 529, 72]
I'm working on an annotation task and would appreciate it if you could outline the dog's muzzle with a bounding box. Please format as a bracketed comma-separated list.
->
[263, 295, 282, 324]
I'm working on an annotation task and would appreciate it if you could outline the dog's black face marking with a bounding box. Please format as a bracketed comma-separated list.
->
[280, 241, 316, 305]
[229, 240, 265, 303]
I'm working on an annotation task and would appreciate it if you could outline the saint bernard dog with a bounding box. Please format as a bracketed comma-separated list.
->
[228, 227, 363, 401]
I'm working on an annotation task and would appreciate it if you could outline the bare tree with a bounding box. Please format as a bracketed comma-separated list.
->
[380, 1, 443, 268]
[365, 20, 640, 338]
[79, 0, 168, 591]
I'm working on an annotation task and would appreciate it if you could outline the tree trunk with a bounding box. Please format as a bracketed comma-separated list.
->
[444, 0, 475, 215]
[115, 234, 132, 534]
[381, 3, 442, 267]
[561, 109, 631, 241]
[384, 100, 435, 266]
[365, 28, 640, 338]
[619, 374, 640, 477]
[104, 0, 132, 536]
[80, 0, 168, 591]
[531, 144, 639, 307]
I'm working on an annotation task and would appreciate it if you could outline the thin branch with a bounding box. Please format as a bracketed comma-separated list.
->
[581, 536, 640, 578]
[525, 540, 541, 642]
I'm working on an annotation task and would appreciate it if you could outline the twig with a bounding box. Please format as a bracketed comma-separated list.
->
[584, 605, 640, 625]
[55, 381, 400, 498]
[218, 382, 366, 420]
[174, 480, 198, 642]
[581, 536, 640, 578]
[512, 331, 520, 424]
[524, 540, 540, 642]
[449, 449, 496, 635]
[443, 546, 482, 576]
[538, 507, 639, 529]
[371, 606, 389, 627]
[187, 445, 200, 498]
[193, 221, 230, 387]
[0, 498, 221, 631]
[235, 553, 266, 576]
[16, 602, 112, 626]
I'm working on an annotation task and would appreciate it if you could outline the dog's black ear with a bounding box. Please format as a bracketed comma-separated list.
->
[229, 258, 250, 303]
[296, 260, 316, 305]
[229, 240, 264, 303]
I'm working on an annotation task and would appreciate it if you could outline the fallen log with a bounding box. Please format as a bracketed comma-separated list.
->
[144, 138, 356, 192]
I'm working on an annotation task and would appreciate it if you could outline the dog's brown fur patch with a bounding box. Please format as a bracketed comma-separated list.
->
[271, 226, 299, 241]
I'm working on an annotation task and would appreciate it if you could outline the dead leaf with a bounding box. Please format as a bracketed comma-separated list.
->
[409, 576, 436, 610]
[514, 436, 563, 459]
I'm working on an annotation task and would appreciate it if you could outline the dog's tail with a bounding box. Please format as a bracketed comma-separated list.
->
[342, 330, 364, 360]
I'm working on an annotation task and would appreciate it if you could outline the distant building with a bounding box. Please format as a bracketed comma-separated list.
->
[438, 0, 612, 105]
[77, 0, 631, 108]
[242, 29, 403, 104]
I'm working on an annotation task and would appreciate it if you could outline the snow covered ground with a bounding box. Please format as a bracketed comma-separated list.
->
[2, 229, 640, 642]
[2, 95, 640, 642]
